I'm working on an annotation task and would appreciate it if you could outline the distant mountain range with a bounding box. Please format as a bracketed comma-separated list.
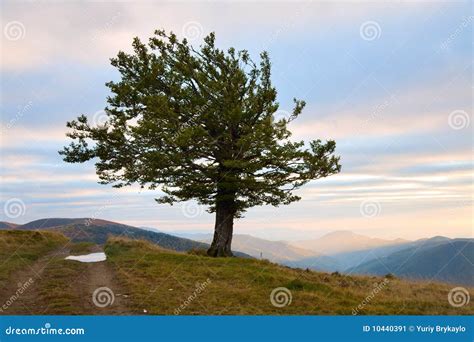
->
[0, 218, 210, 253]
[2, 219, 472, 285]
[347, 238, 474, 286]
[0, 221, 19, 229]
[193, 233, 316, 262]
[174, 229, 474, 285]
[291, 230, 408, 255]
[291, 233, 473, 285]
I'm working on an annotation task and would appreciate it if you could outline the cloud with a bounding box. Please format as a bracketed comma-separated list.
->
[0, 1, 471, 240]
[0, 126, 67, 148]
[1, 1, 438, 71]
[289, 71, 472, 141]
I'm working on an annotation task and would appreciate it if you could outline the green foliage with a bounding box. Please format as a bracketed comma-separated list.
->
[60, 30, 341, 216]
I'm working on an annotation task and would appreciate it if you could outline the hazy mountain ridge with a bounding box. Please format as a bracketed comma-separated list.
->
[347, 238, 474, 286]
[1, 218, 253, 257]
[0, 222, 19, 229]
[3, 218, 471, 285]
[183, 229, 473, 285]
[15, 218, 123, 230]
[291, 230, 408, 255]
[197, 233, 317, 262]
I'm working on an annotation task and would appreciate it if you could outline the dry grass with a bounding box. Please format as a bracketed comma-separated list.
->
[0, 230, 68, 288]
[1, 232, 472, 315]
[68, 242, 96, 255]
[105, 237, 474, 315]
[36, 257, 86, 314]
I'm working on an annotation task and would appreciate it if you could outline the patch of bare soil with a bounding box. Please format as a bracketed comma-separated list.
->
[0, 246, 134, 315]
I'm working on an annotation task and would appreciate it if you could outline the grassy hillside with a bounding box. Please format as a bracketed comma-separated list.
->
[14, 218, 118, 230]
[105, 238, 474, 315]
[51, 222, 210, 252]
[10, 218, 212, 253]
[0, 230, 67, 288]
[1, 230, 472, 315]
[0, 230, 131, 315]
[6, 218, 250, 257]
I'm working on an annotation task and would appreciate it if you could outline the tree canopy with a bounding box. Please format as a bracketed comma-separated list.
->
[60, 30, 341, 256]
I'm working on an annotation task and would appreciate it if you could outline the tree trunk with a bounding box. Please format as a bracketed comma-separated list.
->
[207, 200, 235, 257]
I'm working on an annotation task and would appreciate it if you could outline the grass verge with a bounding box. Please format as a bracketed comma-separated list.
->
[0, 230, 67, 288]
[105, 237, 474, 315]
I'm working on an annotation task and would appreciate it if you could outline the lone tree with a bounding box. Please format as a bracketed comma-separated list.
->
[60, 30, 341, 257]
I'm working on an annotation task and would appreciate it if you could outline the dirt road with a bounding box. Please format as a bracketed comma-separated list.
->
[0, 245, 133, 315]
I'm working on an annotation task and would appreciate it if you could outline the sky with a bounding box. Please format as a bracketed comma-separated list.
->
[1, 1, 472, 241]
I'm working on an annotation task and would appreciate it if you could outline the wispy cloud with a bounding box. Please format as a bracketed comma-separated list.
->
[0, 1, 471, 240]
